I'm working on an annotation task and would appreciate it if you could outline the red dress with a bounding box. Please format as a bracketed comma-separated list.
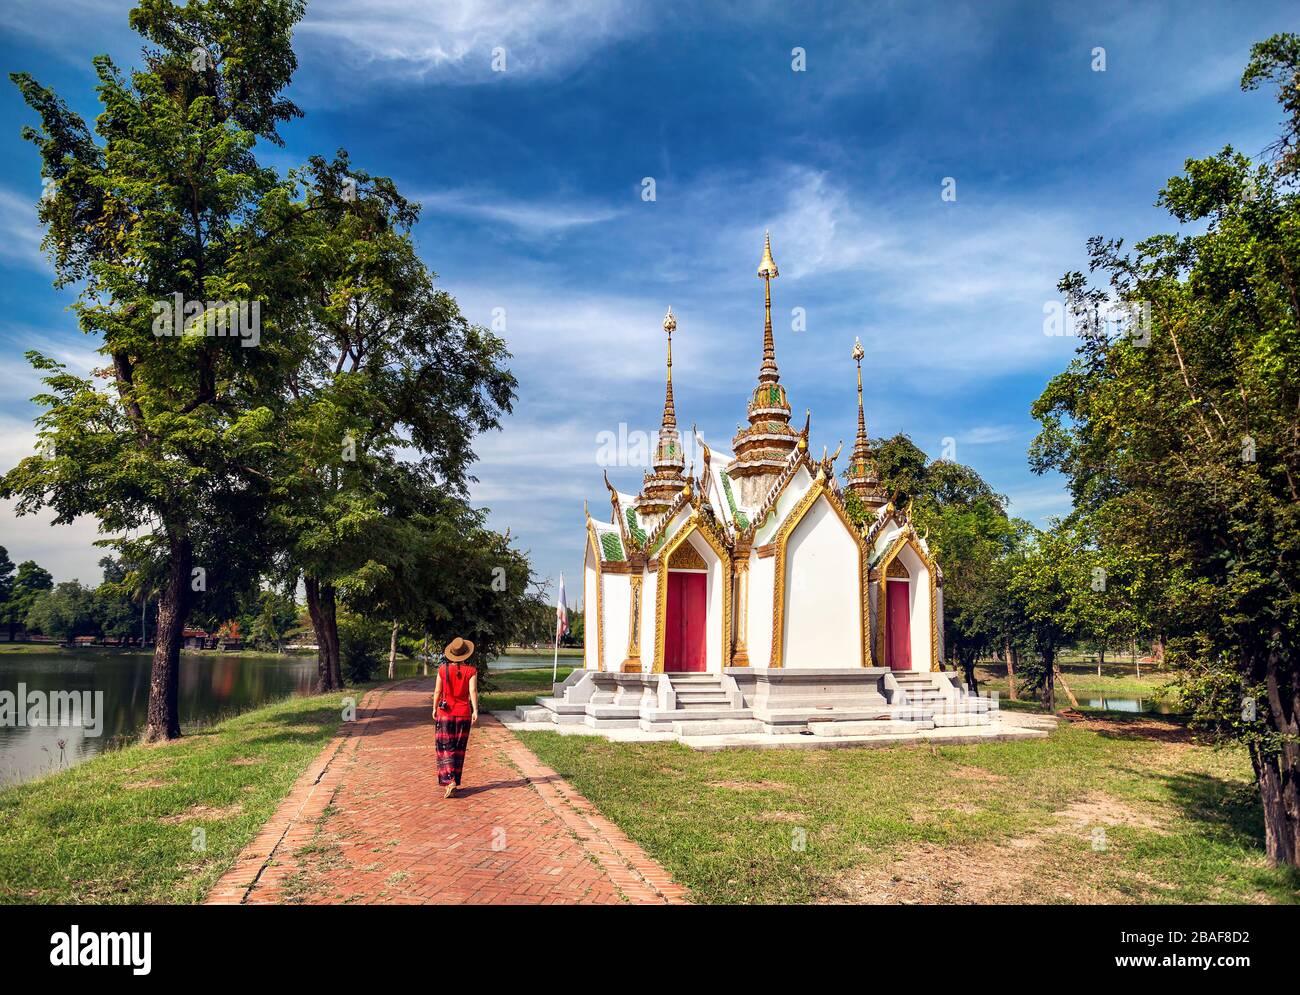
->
[434, 663, 474, 786]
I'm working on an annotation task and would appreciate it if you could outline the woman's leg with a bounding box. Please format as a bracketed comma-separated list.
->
[434, 719, 457, 787]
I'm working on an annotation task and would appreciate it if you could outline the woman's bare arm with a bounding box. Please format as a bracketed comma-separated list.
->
[469, 674, 479, 723]
[432, 670, 442, 713]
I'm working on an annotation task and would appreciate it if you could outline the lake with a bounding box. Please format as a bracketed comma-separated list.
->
[0, 651, 575, 786]
[1076, 695, 1180, 714]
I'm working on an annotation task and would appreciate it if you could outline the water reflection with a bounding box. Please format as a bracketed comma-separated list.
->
[0, 653, 316, 786]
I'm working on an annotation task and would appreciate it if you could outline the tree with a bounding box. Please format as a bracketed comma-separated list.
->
[93, 556, 147, 642]
[3, 560, 53, 641]
[1030, 34, 1300, 864]
[2, 1, 309, 739]
[269, 154, 515, 691]
[26, 580, 96, 644]
[1005, 522, 1091, 712]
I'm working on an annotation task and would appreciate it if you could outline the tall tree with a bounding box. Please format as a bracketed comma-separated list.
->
[1031, 34, 1300, 865]
[2, 1, 308, 739]
[270, 154, 515, 691]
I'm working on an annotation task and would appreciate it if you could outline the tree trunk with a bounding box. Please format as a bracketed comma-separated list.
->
[1042, 648, 1056, 713]
[1097, 645, 1104, 678]
[961, 652, 979, 695]
[304, 574, 342, 692]
[1054, 664, 1080, 708]
[1003, 639, 1018, 701]
[142, 533, 192, 742]
[421, 634, 430, 676]
[388, 620, 399, 680]
[1255, 639, 1300, 866]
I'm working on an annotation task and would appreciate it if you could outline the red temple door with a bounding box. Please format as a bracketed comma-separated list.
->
[665, 572, 707, 672]
[886, 581, 912, 671]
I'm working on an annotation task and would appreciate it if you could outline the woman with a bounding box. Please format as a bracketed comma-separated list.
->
[432, 637, 479, 798]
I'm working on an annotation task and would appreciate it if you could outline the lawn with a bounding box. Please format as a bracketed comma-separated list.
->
[0, 691, 350, 904]
[516, 712, 1299, 905]
[973, 655, 1179, 704]
[481, 665, 574, 713]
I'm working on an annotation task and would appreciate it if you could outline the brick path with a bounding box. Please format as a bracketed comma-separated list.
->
[205, 679, 687, 905]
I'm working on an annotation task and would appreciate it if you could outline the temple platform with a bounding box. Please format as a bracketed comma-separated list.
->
[502, 667, 1048, 750]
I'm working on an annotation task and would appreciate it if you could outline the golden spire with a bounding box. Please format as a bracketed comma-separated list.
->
[846, 335, 887, 511]
[637, 304, 687, 515]
[661, 305, 677, 430]
[852, 336, 867, 444]
[727, 231, 798, 496]
[757, 231, 780, 384]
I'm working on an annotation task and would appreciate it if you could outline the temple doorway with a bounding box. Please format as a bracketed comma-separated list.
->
[885, 578, 912, 671]
[664, 571, 707, 672]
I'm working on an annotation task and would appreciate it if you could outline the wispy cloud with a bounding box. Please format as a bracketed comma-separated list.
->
[299, 0, 649, 82]
[415, 188, 620, 236]
[0, 187, 46, 271]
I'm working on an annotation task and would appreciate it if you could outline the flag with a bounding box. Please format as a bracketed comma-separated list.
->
[555, 573, 568, 642]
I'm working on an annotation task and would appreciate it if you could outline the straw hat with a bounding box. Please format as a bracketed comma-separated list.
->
[443, 637, 475, 663]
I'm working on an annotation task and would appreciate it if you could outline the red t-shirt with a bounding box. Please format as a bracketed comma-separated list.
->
[438, 663, 475, 719]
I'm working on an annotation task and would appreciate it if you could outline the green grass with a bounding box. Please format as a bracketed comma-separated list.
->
[480, 665, 574, 713]
[0, 691, 351, 904]
[516, 715, 1300, 905]
[974, 659, 1178, 703]
[504, 646, 583, 657]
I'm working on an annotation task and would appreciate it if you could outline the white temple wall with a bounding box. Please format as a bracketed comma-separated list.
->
[781, 496, 861, 668]
[752, 467, 813, 546]
[747, 552, 774, 669]
[640, 570, 657, 674]
[602, 573, 631, 672]
[583, 546, 600, 671]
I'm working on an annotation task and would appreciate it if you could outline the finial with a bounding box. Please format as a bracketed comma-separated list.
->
[663, 305, 676, 333]
[852, 336, 865, 363]
[757, 230, 779, 280]
[802, 409, 811, 438]
[830, 439, 843, 461]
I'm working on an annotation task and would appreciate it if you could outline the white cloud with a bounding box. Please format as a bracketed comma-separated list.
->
[299, 0, 649, 82]
[415, 188, 620, 236]
[0, 187, 47, 271]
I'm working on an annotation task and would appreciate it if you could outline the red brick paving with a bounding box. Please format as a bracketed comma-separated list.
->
[205, 679, 688, 905]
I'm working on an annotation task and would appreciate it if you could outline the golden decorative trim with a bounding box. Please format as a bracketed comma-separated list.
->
[873, 530, 940, 672]
[621, 573, 643, 672]
[652, 512, 732, 674]
[755, 543, 777, 558]
[669, 541, 708, 571]
[887, 558, 910, 578]
[600, 561, 633, 574]
[769, 481, 867, 669]
[585, 523, 605, 672]
[731, 554, 750, 666]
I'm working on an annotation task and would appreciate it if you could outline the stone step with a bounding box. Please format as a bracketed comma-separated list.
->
[673, 718, 763, 737]
[514, 705, 554, 723]
[807, 719, 933, 737]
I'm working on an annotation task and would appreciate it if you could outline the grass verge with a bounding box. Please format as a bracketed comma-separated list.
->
[0, 691, 350, 904]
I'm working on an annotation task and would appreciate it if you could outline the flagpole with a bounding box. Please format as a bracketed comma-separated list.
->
[552, 626, 560, 684]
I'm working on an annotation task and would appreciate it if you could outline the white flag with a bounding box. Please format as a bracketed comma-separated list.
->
[555, 573, 568, 641]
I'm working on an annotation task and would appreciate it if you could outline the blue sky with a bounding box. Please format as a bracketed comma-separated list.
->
[0, 0, 1293, 594]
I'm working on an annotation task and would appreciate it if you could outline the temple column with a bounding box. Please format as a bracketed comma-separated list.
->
[621, 567, 644, 672]
[731, 545, 750, 667]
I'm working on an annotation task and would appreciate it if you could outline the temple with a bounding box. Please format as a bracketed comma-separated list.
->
[513, 234, 1015, 746]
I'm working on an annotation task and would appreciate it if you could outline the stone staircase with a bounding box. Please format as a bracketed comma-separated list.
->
[667, 673, 732, 710]
[890, 671, 997, 727]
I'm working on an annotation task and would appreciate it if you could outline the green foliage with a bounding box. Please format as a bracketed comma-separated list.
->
[25, 580, 96, 643]
[336, 610, 387, 684]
